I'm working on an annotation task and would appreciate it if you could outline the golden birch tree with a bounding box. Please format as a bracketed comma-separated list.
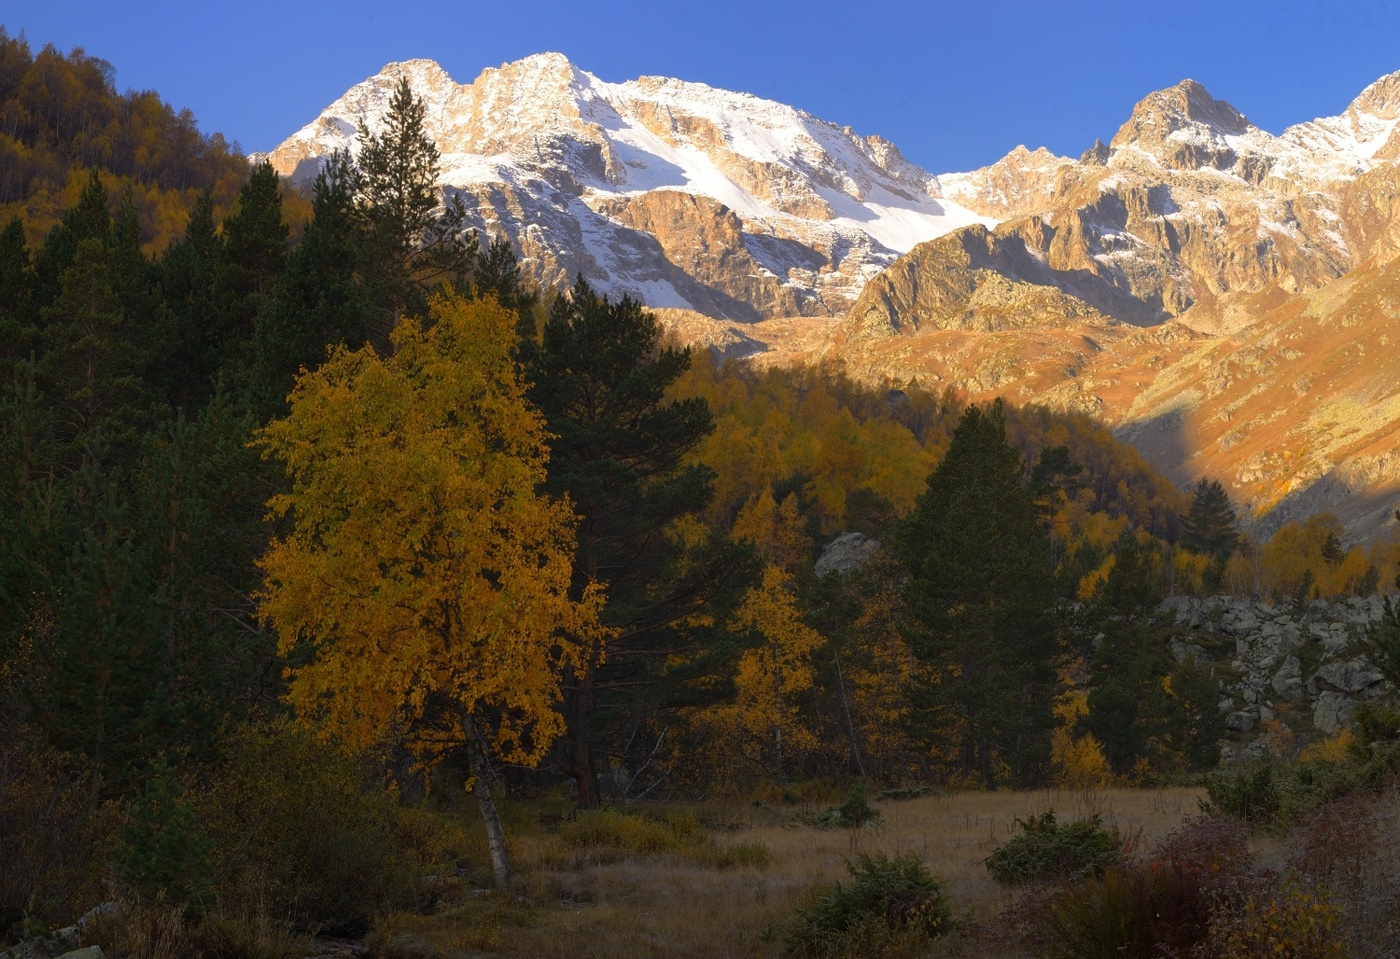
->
[726, 566, 823, 781]
[256, 292, 603, 888]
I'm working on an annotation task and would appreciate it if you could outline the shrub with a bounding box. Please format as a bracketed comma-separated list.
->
[1028, 815, 1253, 959]
[196, 721, 457, 933]
[0, 735, 116, 933]
[985, 811, 1122, 886]
[784, 852, 948, 958]
[1033, 863, 1211, 959]
[84, 897, 307, 959]
[707, 839, 773, 870]
[116, 769, 213, 908]
[550, 808, 769, 869]
[1202, 762, 1281, 825]
[558, 809, 706, 859]
[875, 785, 933, 802]
[1151, 814, 1252, 882]
[1287, 789, 1400, 958]
[809, 783, 881, 830]
[1197, 876, 1345, 959]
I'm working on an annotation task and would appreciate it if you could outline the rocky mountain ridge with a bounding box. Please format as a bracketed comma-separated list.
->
[819, 73, 1400, 540]
[257, 53, 991, 321]
[260, 59, 1400, 540]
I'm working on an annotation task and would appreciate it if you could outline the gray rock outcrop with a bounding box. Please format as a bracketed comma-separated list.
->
[815, 532, 883, 578]
[1156, 595, 1395, 762]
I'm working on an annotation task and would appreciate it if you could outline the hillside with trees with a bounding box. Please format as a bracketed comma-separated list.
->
[3, 45, 1400, 959]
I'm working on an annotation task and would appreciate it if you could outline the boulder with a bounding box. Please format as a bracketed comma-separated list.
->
[1271, 656, 1306, 703]
[1313, 691, 1357, 734]
[1314, 659, 1385, 694]
[814, 532, 882, 578]
[1225, 710, 1256, 733]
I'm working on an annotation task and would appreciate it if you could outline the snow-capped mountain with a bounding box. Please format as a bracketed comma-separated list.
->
[261, 57, 1400, 539]
[823, 72, 1400, 540]
[258, 53, 991, 320]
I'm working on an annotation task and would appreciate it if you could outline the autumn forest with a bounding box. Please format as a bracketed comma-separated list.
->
[5, 30, 1400, 959]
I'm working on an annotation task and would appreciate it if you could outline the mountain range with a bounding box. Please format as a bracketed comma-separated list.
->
[258, 55, 1400, 541]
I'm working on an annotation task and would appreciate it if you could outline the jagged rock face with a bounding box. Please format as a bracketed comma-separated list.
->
[1159, 595, 1394, 756]
[257, 54, 991, 319]
[800, 73, 1400, 540]
[1109, 79, 1263, 174]
[260, 60, 1400, 540]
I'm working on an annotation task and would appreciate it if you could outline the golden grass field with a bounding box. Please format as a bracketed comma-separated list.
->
[371, 786, 1208, 959]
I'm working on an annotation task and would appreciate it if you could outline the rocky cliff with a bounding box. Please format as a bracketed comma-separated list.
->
[256, 54, 991, 320]
[1160, 595, 1394, 764]
[259, 60, 1400, 541]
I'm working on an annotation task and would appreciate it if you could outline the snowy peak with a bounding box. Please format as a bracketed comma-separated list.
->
[259, 54, 993, 320]
[937, 145, 1077, 220]
[1109, 79, 1274, 175]
[1350, 70, 1400, 121]
[1280, 71, 1400, 171]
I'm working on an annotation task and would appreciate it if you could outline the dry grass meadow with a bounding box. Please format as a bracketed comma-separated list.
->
[370, 786, 1207, 959]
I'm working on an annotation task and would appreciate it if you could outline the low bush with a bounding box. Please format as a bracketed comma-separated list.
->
[985, 810, 1122, 886]
[559, 809, 705, 856]
[1202, 761, 1281, 825]
[195, 721, 466, 933]
[551, 808, 771, 869]
[1288, 788, 1400, 958]
[116, 769, 213, 908]
[1024, 815, 1252, 959]
[875, 785, 933, 802]
[1196, 876, 1345, 959]
[1204, 736, 1400, 830]
[84, 897, 307, 959]
[0, 734, 117, 935]
[808, 783, 881, 830]
[707, 839, 774, 869]
[784, 852, 948, 958]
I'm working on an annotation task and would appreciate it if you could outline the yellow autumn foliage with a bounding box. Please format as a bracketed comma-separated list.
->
[687, 566, 824, 783]
[731, 489, 811, 572]
[256, 292, 606, 767]
[1050, 673, 1111, 788]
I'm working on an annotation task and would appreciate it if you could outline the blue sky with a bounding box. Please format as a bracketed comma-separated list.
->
[6, 1, 1400, 173]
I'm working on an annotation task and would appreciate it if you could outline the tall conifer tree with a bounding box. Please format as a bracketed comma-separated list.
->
[1181, 477, 1239, 560]
[894, 400, 1059, 788]
[521, 277, 756, 807]
[354, 77, 475, 344]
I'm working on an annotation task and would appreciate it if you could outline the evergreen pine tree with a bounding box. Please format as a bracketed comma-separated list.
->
[249, 152, 369, 416]
[1181, 477, 1239, 560]
[894, 400, 1059, 788]
[155, 190, 223, 410]
[354, 77, 476, 343]
[476, 235, 537, 317]
[34, 169, 111, 306]
[214, 161, 288, 378]
[522, 277, 756, 807]
[31, 447, 163, 802]
[39, 238, 152, 461]
[0, 216, 37, 377]
[1367, 573, 1400, 689]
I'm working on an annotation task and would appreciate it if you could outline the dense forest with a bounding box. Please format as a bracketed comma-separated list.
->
[4, 37, 1400, 959]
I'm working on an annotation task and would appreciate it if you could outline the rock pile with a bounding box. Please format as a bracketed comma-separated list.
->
[1159, 595, 1394, 762]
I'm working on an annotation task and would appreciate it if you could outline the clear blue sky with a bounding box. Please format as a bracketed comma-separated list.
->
[6, 1, 1399, 173]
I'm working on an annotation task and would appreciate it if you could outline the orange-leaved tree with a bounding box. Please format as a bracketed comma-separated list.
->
[255, 291, 605, 888]
[727, 566, 824, 782]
